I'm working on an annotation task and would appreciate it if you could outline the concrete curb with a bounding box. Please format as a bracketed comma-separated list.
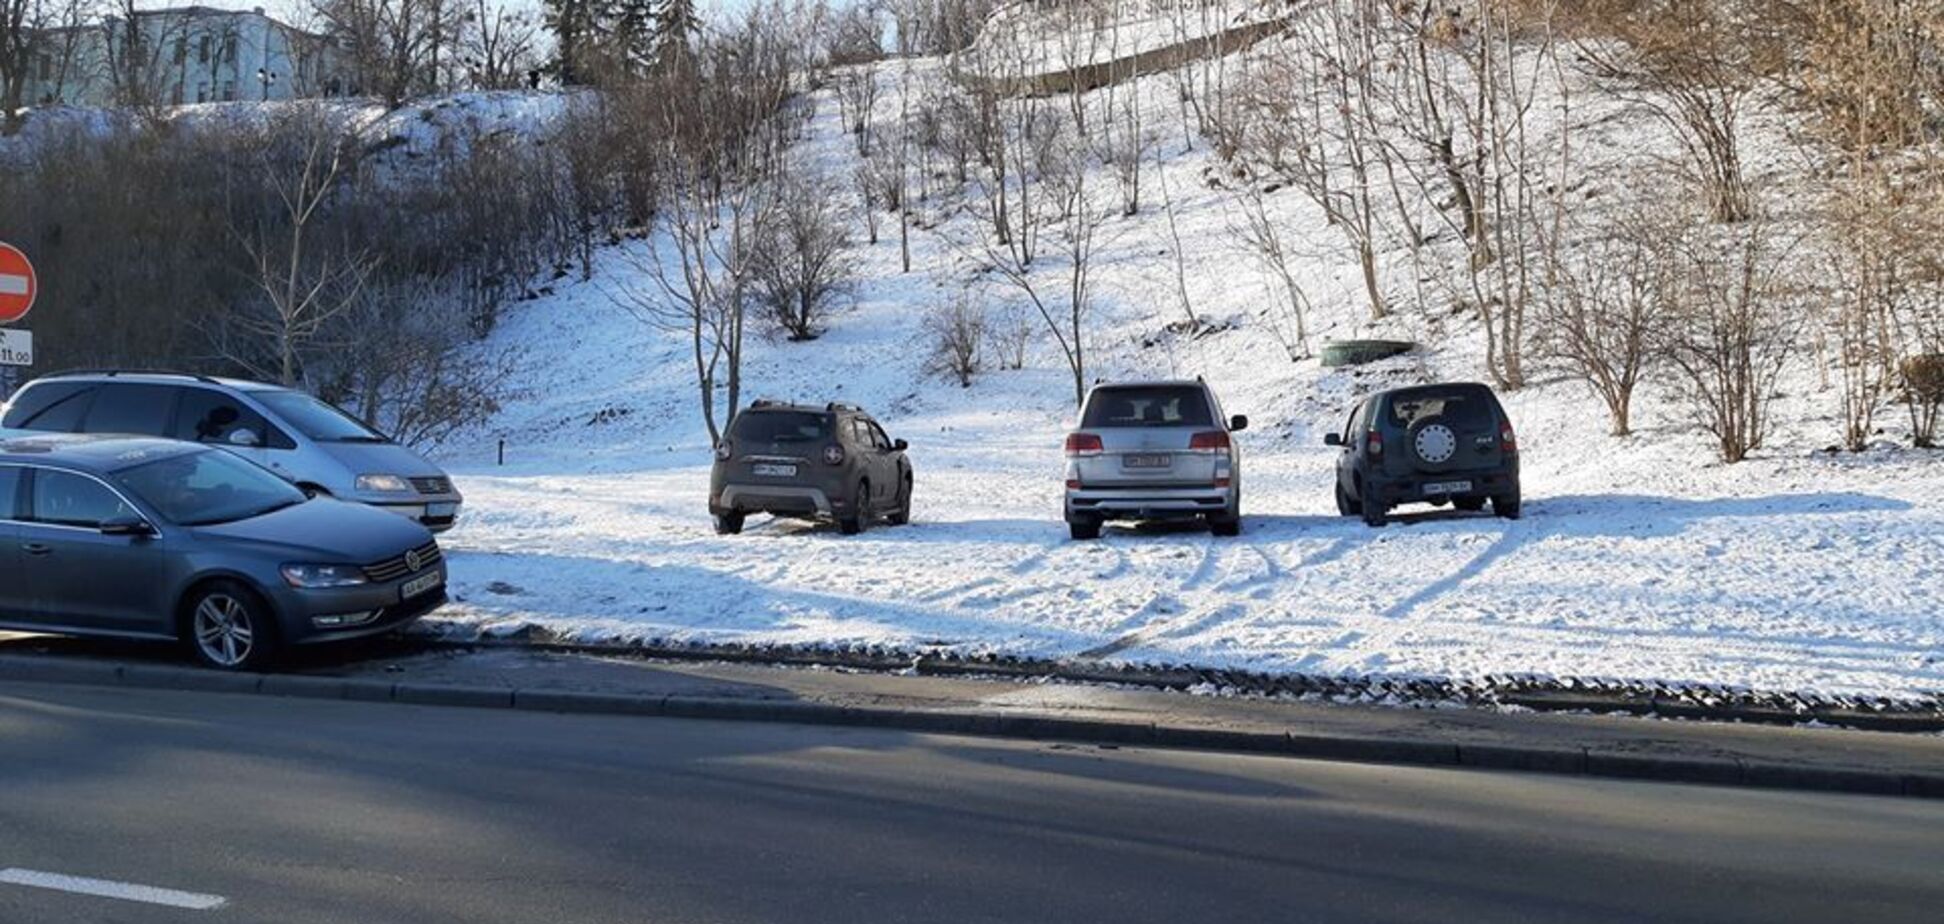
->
[4, 653, 1939, 800]
[410, 634, 1944, 733]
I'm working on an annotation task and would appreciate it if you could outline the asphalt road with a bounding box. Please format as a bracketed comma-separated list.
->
[1, 682, 1940, 924]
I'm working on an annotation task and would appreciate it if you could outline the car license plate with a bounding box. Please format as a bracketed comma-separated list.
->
[1424, 480, 1473, 495]
[1123, 453, 1172, 469]
[752, 463, 797, 477]
[400, 571, 443, 601]
[426, 502, 458, 517]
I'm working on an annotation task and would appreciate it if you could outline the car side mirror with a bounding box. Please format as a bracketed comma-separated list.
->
[228, 428, 262, 448]
[893, 438, 909, 452]
[1229, 415, 1249, 432]
[100, 516, 156, 538]
[1324, 433, 1344, 447]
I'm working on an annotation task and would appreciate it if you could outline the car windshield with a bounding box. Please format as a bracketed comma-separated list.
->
[732, 411, 830, 443]
[1082, 387, 1213, 428]
[254, 391, 387, 443]
[114, 448, 307, 526]
[1387, 388, 1494, 428]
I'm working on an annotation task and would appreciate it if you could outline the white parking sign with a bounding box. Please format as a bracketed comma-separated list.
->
[0, 328, 33, 366]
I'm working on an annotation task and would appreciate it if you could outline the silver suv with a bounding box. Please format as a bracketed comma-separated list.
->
[1062, 379, 1248, 540]
[2, 371, 463, 532]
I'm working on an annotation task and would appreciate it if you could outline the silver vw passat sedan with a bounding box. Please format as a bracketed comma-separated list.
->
[0, 433, 447, 670]
[1062, 379, 1248, 540]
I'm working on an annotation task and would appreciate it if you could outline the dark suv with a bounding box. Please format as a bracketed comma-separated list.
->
[1325, 383, 1520, 526]
[709, 401, 913, 535]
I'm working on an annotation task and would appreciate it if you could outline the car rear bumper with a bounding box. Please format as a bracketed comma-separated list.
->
[1066, 485, 1232, 521]
[715, 484, 834, 517]
[1369, 469, 1518, 505]
[273, 567, 449, 644]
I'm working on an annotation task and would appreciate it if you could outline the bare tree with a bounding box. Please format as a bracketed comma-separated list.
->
[1658, 219, 1802, 463]
[221, 104, 377, 387]
[1229, 184, 1311, 361]
[1539, 211, 1671, 437]
[753, 163, 856, 341]
[1576, 0, 1779, 224]
[923, 291, 987, 386]
[460, 0, 540, 90]
[1227, 5, 1393, 321]
[314, 0, 444, 107]
[0, 0, 43, 130]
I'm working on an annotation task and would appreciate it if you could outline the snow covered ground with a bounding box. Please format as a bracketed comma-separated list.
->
[421, 39, 1944, 702]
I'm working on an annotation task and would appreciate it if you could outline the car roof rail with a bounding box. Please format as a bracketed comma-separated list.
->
[42, 368, 224, 385]
[825, 401, 863, 414]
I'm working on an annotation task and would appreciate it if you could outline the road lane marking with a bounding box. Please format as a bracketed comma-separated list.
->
[0, 868, 227, 910]
[0, 274, 27, 296]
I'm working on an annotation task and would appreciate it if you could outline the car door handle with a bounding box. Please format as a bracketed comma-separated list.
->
[21, 543, 52, 556]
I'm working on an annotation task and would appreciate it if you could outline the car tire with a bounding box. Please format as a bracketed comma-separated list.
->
[886, 476, 912, 526]
[714, 512, 745, 535]
[838, 481, 869, 535]
[1209, 514, 1241, 537]
[1362, 503, 1388, 528]
[183, 580, 280, 672]
[1068, 517, 1102, 541]
[1493, 491, 1522, 520]
[1454, 497, 1486, 512]
[1335, 482, 1362, 517]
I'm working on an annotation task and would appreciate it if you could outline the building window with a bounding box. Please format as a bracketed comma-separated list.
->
[196, 82, 208, 103]
[199, 35, 210, 63]
[38, 53, 51, 81]
[220, 80, 235, 101]
[174, 35, 187, 64]
[222, 33, 236, 64]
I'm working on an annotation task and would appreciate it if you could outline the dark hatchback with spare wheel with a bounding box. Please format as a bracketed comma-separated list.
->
[0, 433, 447, 670]
[1326, 382, 1520, 526]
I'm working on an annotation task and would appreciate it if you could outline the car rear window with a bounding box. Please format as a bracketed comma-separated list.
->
[1082, 387, 1213, 428]
[1386, 388, 1495, 429]
[731, 411, 830, 443]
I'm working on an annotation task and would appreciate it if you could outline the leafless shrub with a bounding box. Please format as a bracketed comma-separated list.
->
[325, 278, 511, 448]
[991, 302, 1035, 370]
[1575, 0, 1784, 224]
[1904, 354, 1944, 447]
[753, 164, 856, 341]
[1538, 212, 1672, 437]
[923, 292, 987, 387]
[1229, 185, 1311, 361]
[1657, 219, 1804, 463]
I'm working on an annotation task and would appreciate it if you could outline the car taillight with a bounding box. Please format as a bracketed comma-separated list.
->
[1064, 433, 1103, 456]
[1366, 430, 1383, 456]
[1065, 478, 1082, 490]
[714, 440, 732, 461]
[1188, 431, 1231, 453]
[823, 444, 846, 465]
[1500, 422, 1518, 454]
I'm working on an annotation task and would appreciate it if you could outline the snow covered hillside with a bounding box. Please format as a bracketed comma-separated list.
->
[424, 37, 1944, 702]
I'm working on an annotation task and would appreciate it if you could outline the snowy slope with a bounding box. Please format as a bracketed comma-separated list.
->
[425, 47, 1944, 701]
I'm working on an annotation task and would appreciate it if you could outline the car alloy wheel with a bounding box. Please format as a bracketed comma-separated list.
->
[194, 592, 257, 669]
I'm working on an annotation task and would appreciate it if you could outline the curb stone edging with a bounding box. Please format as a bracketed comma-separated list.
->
[3, 654, 1940, 800]
[408, 631, 1944, 733]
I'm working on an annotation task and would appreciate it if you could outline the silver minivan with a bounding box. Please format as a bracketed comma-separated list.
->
[1, 371, 463, 532]
[1062, 379, 1247, 540]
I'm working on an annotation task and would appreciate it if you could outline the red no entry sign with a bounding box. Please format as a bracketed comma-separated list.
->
[0, 243, 38, 325]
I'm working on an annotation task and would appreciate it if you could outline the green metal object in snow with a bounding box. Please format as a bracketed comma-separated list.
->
[1321, 340, 1416, 368]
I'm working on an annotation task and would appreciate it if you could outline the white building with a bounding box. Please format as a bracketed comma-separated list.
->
[22, 6, 353, 108]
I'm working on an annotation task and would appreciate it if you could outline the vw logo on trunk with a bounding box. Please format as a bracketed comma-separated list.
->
[405, 549, 424, 573]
